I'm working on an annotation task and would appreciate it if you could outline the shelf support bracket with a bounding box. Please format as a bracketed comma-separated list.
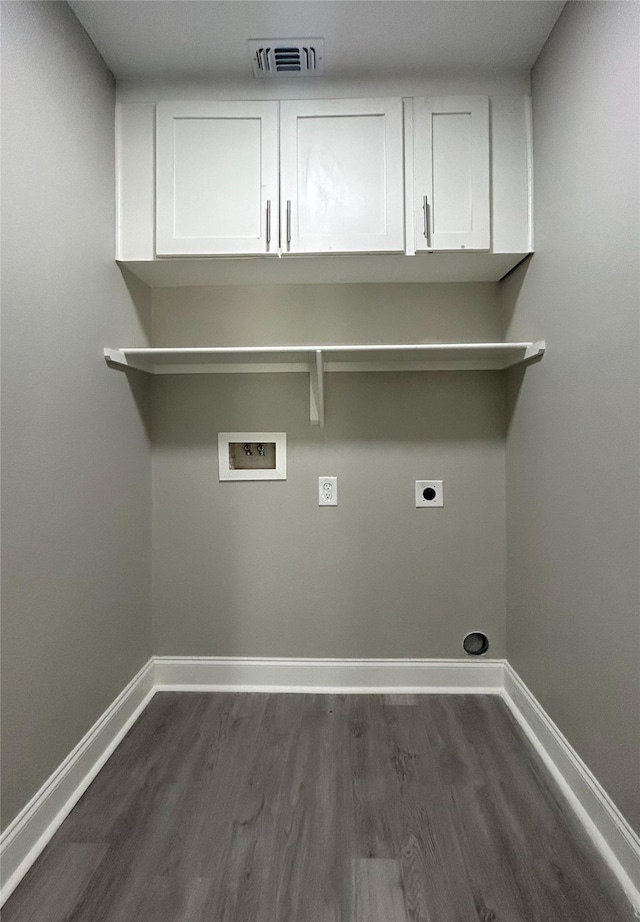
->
[524, 340, 546, 362]
[309, 350, 325, 427]
[104, 347, 129, 369]
[104, 348, 155, 374]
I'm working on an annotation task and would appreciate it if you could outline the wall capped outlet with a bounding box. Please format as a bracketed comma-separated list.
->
[319, 476, 337, 506]
[415, 480, 443, 507]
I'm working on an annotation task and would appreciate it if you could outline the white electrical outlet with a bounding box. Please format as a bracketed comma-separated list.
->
[319, 476, 337, 506]
[415, 480, 443, 507]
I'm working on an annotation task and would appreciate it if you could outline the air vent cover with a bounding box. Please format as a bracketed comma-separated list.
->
[249, 39, 324, 77]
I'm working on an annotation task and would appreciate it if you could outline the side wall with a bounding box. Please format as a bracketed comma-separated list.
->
[1, 2, 152, 830]
[503, 1, 640, 832]
[151, 283, 507, 658]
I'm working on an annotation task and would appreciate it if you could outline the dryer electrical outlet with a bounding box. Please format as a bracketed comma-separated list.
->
[415, 480, 443, 507]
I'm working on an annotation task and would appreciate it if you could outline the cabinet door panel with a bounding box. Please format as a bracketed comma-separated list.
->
[296, 115, 387, 237]
[432, 112, 474, 234]
[172, 118, 261, 239]
[414, 97, 490, 252]
[280, 99, 404, 254]
[156, 101, 278, 256]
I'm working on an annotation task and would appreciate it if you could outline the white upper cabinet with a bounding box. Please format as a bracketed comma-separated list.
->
[411, 97, 490, 252]
[117, 91, 532, 280]
[279, 98, 404, 254]
[155, 101, 279, 256]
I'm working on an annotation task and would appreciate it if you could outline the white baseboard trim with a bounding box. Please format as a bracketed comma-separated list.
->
[3, 655, 638, 915]
[152, 655, 506, 693]
[0, 657, 155, 906]
[0, 655, 501, 906]
[502, 663, 640, 911]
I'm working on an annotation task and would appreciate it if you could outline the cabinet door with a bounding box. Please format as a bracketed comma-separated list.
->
[413, 97, 490, 252]
[279, 98, 404, 255]
[156, 101, 278, 256]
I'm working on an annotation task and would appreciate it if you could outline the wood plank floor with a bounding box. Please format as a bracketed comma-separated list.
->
[3, 693, 636, 921]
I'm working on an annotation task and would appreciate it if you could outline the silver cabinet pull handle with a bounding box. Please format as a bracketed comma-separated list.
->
[266, 199, 271, 248]
[286, 199, 292, 248]
[423, 195, 431, 247]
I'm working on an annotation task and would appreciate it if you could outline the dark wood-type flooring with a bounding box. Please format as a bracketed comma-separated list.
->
[3, 693, 636, 921]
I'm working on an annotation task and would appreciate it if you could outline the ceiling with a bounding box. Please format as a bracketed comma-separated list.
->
[68, 0, 565, 82]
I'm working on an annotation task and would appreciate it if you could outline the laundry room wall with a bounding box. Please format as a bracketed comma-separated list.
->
[502, 0, 640, 833]
[1, 1, 152, 831]
[150, 282, 508, 658]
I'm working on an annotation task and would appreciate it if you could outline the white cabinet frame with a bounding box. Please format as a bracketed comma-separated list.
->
[118, 93, 532, 273]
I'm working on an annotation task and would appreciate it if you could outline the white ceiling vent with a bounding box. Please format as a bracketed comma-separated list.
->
[249, 39, 324, 77]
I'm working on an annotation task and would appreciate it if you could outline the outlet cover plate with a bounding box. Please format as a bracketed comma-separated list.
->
[319, 476, 337, 506]
[415, 480, 443, 507]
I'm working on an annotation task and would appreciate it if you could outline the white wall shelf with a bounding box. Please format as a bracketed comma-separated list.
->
[104, 341, 545, 427]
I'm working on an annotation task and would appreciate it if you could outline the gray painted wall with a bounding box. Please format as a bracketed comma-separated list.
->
[1, 2, 152, 830]
[152, 284, 507, 658]
[151, 282, 504, 347]
[503, 1, 640, 832]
